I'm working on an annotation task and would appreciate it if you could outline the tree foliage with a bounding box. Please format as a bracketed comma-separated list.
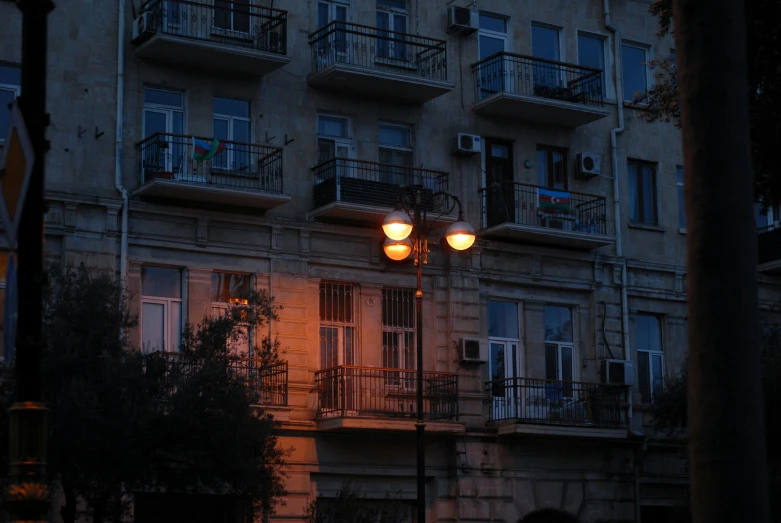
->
[305, 481, 410, 523]
[0, 265, 287, 522]
[639, 0, 781, 206]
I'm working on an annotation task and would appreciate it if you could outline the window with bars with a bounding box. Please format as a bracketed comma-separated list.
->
[319, 282, 356, 368]
[382, 288, 415, 385]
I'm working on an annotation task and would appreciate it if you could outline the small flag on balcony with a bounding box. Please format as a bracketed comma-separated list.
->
[538, 188, 571, 214]
[192, 137, 226, 161]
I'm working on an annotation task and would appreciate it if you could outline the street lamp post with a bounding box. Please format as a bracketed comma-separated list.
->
[382, 188, 475, 523]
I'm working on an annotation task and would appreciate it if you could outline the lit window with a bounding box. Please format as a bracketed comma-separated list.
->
[141, 267, 183, 353]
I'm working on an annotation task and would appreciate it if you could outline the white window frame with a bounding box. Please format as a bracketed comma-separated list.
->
[378, 122, 412, 162]
[621, 41, 652, 103]
[318, 0, 350, 26]
[317, 113, 353, 162]
[636, 314, 665, 404]
[140, 268, 183, 354]
[319, 282, 357, 369]
[213, 97, 251, 171]
[381, 287, 416, 373]
[142, 87, 185, 138]
[576, 31, 608, 98]
[376, 0, 409, 62]
[477, 12, 509, 60]
[0, 83, 20, 144]
[543, 305, 577, 385]
[211, 272, 253, 356]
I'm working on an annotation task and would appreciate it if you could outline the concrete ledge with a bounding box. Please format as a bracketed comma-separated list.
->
[494, 421, 628, 440]
[317, 416, 465, 434]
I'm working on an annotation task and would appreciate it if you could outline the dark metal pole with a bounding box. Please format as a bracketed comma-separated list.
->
[414, 198, 426, 523]
[5, 0, 53, 521]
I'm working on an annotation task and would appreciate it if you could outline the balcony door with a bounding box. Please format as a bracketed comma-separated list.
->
[376, 0, 408, 61]
[487, 300, 522, 420]
[317, 0, 349, 61]
[320, 282, 357, 413]
[212, 96, 251, 174]
[142, 88, 185, 181]
[531, 23, 562, 92]
[483, 138, 515, 228]
[213, 0, 251, 35]
[477, 14, 508, 99]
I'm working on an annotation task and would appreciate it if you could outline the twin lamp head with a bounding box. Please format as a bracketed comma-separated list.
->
[382, 209, 476, 261]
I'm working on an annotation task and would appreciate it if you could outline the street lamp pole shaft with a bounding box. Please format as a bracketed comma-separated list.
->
[414, 201, 426, 523]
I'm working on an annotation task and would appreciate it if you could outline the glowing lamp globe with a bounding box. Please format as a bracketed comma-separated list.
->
[445, 219, 476, 251]
[383, 237, 413, 261]
[382, 210, 413, 241]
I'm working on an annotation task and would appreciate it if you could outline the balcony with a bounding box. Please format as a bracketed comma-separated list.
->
[479, 182, 614, 250]
[471, 52, 610, 127]
[486, 378, 628, 439]
[309, 158, 454, 226]
[314, 366, 463, 433]
[134, 133, 290, 211]
[308, 22, 455, 104]
[758, 225, 781, 275]
[144, 352, 289, 406]
[132, 0, 290, 77]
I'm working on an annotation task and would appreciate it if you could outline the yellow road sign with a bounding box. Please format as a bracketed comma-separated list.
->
[0, 100, 34, 248]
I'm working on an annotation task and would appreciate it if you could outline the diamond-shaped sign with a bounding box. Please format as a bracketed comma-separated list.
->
[0, 100, 34, 248]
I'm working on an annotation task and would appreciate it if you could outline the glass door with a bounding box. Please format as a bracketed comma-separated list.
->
[484, 138, 515, 228]
[531, 23, 561, 92]
[489, 340, 520, 420]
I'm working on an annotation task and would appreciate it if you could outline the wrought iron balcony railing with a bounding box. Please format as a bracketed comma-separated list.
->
[314, 366, 459, 421]
[472, 52, 604, 106]
[137, 0, 287, 55]
[309, 21, 448, 81]
[143, 352, 288, 406]
[137, 133, 284, 194]
[312, 158, 449, 213]
[479, 181, 608, 236]
[486, 377, 627, 427]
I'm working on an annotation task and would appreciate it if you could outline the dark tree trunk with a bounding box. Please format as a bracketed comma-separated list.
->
[674, 1, 770, 522]
[59, 473, 77, 523]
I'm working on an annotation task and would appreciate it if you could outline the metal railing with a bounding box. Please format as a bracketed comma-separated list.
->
[312, 158, 450, 213]
[143, 352, 288, 406]
[472, 52, 604, 106]
[137, 132, 284, 194]
[486, 378, 628, 427]
[309, 21, 448, 82]
[137, 0, 287, 55]
[314, 366, 459, 421]
[480, 181, 608, 236]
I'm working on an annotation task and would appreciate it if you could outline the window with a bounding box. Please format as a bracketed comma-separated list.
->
[141, 267, 183, 353]
[531, 23, 560, 89]
[578, 33, 606, 96]
[378, 122, 412, 185]
[544, 306, 574, 396]
[677, 166, 685, 230]
[754, 202, 780, 230]
[319, 282, 356, 368]
[382, 288, 415, 385]
[143, 88, 185, 176]
[487, 300, 520, 413]
[636, 314, 664, 403]
[0, 64, 21, 142]
[536, 145, 568, 190]
[628, 160, 658, 225]
[478, 13, 507, 60]
[622, 42, 649, 102]
[317, 114, 352, 164]
[317, 0, 349, 54]
[212, 272, 251, 355]
[377, 0, 408, 60]
[214, 0, 250, 33]
[213, 97, 250, 171]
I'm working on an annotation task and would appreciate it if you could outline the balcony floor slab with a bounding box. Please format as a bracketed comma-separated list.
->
[473, 92, 610, 128]
[493, 420, 628, 440]
[132, 178, 291, 211]
[480, 222, 614, 250]
[317, 416, 465, 433]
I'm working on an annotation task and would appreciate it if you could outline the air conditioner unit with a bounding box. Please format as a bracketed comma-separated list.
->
[446, 6, 478, 36]
[576, 152, 601, 179]
[600, 359, 634, 385]
[131, 11, 156, 44]
[452, 133, 481, 156]
[459, 338, 487, 363]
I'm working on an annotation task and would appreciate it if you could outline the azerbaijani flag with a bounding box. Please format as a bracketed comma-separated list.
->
[538, 188, 571, 214]
[192, 137, 227, 161]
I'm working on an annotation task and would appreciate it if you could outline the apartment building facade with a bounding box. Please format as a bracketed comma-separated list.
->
[1, 0, 780, 521]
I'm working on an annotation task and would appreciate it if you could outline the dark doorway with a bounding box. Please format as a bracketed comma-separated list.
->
[484, 138, 515, 228]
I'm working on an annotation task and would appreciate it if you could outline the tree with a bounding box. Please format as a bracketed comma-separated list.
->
[305, 481, 409, 523]
[651, 326, 781, 521]
[0, 265, 287, 522]
[638, 0, 781, 206]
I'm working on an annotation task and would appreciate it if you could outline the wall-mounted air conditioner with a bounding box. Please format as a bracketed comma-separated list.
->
[600, 359, 634, 385]
[459, 338, 487, 363]
[131, 12, 156, 44]
[446, 6, 478, 36]
[452, 133, 481, 156]
[576, 152, 601, 179]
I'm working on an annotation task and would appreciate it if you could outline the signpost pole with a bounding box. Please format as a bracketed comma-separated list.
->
[3, 0, 54, 521]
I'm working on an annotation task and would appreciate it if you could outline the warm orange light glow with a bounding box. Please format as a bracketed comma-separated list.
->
[382, 210, 413, 240]
[445, 220, 476, 250]
[383, 237, 413, 260]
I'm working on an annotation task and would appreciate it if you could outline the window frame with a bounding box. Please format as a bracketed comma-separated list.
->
[376, 0, 409, 61]
[0, 63, 21, 143]
[530, 21, 562, 62]
[317, 113, 353, 165]
[636, 313, 665, 404]
[621, 41, 651, 103]
[536, 144, 569, 190]
[140, 266, 184, 354]
[477, 12, 509, 61]
[378, 122, 413, 166]
[628, 159, 659, 225]
[142, 87, 185, 138]
[211, 271, 253, 356]
[212, 96, 251, 171]
[381, 287, 416, 389]
[319, 281, 357, 369]
[213, 0, 251, 34]
[576, 31, 607, 98]
[543, 305, 576, 390]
